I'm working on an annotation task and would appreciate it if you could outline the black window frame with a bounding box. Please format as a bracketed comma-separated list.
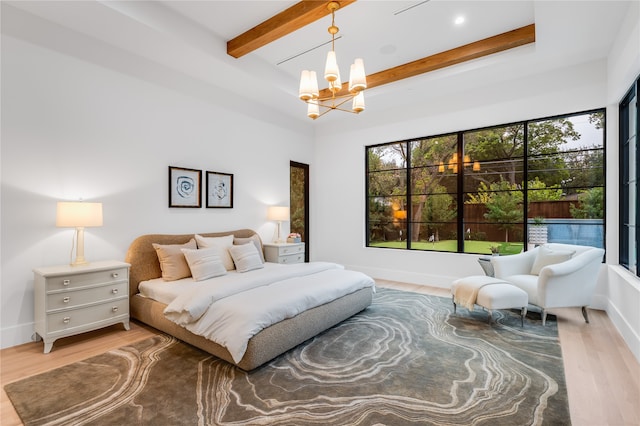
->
[619, 76, 639, 277]
[366, 109, 606, 254]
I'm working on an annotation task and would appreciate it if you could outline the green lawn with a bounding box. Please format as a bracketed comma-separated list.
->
[370, 240, 524, 255]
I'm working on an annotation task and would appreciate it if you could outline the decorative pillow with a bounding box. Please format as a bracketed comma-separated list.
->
[229, 242, 264, 273]
[181, 247, 227, 281]
[234, 234, 265, 263]
[152, 239, 197, 281]
[530, 245, 575, 275]
[194, 234, 234, 271]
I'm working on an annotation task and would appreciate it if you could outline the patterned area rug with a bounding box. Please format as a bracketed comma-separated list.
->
[5, 288, 570, 425]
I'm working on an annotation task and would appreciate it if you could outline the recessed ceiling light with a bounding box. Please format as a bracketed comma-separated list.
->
[454, 16, 465, 25]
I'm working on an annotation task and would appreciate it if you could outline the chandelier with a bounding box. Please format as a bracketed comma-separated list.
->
[438, 153, 481, 173]
[298, 1, 367, 120]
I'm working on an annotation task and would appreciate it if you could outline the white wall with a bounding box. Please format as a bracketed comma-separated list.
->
[0, 10, 313, 348]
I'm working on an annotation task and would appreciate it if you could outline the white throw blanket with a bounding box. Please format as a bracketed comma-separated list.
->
[163, 262, 375, 363]
[453, 278, 506, 310]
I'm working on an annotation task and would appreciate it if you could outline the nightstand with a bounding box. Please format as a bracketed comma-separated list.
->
[33, 260, 130, 353]
[263, 242, 305, 264]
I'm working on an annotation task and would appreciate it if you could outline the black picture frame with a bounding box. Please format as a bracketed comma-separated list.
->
[168, 166, 202, 208]
[206, 171, 233, 208]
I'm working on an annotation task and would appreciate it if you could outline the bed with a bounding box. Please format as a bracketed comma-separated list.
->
[125, 229, 375, 370]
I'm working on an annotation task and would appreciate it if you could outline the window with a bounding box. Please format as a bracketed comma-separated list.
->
[620, 77, 639, 276]
[366, 110, 605, 255]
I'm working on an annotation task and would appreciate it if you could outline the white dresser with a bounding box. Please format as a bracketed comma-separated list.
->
[33, 260, 130, 353]
[263, 242, 305, 264]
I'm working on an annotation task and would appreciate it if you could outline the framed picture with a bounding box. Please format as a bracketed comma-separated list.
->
[206, 171, 233, 208]
[168, 166, 201, 208]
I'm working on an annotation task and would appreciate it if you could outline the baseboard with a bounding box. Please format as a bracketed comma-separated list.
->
[605, 266, 640, 364]
[605, 298, 640, 364]
[1, 321, 36, 350]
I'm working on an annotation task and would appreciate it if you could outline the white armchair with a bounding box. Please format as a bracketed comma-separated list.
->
[489, 243, 605, 325]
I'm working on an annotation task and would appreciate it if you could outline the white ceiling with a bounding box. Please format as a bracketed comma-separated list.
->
[4, 1, 633, 124]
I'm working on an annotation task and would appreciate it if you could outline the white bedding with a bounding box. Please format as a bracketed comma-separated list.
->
[138, 262, 375, 363]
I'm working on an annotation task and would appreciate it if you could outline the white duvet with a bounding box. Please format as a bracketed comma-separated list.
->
[142, 262, 375, 363]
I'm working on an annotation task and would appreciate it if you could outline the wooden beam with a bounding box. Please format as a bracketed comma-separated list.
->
[318, 24, 536, 98]
[227, 0, 357, 58]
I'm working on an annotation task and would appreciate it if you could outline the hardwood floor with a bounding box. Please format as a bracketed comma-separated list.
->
[2, 281, 638, 425]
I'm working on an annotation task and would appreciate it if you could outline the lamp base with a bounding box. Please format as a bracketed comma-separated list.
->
[70, 259, 89, 267]
[71, 227, 90, 267]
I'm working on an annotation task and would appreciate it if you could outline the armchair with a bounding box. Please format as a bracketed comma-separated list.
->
[490, 243, 605, 325]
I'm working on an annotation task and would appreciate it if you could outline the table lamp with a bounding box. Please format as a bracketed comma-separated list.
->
[267, 206, 290, 243]
[56, 201, 103, 266]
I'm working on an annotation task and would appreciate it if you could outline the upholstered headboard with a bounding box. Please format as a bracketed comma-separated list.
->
[124, 229, 260, 298]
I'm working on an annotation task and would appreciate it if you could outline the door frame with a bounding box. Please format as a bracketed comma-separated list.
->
[290, 161, 310, 262]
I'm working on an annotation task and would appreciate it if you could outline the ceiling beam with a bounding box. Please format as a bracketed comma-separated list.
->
[227, 0, 357, 59]
[318, 23, 536, 98]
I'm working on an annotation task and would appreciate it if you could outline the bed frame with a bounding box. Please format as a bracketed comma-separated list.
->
[125, 229, 373, 371]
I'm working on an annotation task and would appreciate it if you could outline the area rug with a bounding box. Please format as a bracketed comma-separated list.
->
[5, 288, 570, 425]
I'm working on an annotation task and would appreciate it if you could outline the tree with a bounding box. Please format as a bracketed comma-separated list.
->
[407, 136, 456, 241]
[527, 177, 563, 202]
[570, 187, 604, 219]
[290, 166, 306, 238]
[424, 184, 456, 241]
[464, 118, 580, 187]
[367, 146, 407, 241]
[481, 179, 523, 242]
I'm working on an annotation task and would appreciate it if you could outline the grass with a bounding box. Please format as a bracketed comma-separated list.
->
[370, 240, 524, 255]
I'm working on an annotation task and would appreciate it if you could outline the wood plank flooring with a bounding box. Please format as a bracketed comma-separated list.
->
[2, 280, 638, 425]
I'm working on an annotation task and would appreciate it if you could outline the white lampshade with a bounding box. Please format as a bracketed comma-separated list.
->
[56, 202, 103, 227]
[267, 206, 290, 221]
[299, 70, 319, 102]
[324, 50, 340, 82]
[352, 91, 365, 113]
[299, 70, 312, 101]
[348, 58, 367, 93]
[329, 73, 342, 94]
[307, 99, 319, 119]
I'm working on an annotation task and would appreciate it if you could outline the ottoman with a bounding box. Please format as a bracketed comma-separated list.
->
[452, 275, 529, 326]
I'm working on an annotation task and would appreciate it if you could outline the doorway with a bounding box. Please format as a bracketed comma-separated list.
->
[290, 161, 309, 262]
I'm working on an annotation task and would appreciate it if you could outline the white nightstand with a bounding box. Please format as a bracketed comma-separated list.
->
[263, 242, 305, 264]
[33, 260, 130, 353]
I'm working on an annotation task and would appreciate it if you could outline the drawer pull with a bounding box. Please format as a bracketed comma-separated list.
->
[112, 272, 119, 278]
[112, 306, 118, 312]
[63, 297, 70, 303]
[63, 317, 71, 324]
[63, 279, 70, 286]
[112, 288, 118, 294]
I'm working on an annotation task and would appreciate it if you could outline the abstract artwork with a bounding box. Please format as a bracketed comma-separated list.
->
[169, 166, 201, 208]
[206, 171, 233, 208]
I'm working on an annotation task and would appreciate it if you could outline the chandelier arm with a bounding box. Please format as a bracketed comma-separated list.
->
[312, 95, 353, 111]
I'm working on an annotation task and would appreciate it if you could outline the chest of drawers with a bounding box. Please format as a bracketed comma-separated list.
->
[263, 242, 305, 264]
[33, 260, 130, 353]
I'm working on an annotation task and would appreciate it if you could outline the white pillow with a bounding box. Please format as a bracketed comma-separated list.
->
[181, 247, 227, 281]
[194, 234, 235, 271]
[234, 234, 265, 263]
[152, 239, 197, 281]
[530, 245, 575, 275]
[229, 242, 264, 273]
